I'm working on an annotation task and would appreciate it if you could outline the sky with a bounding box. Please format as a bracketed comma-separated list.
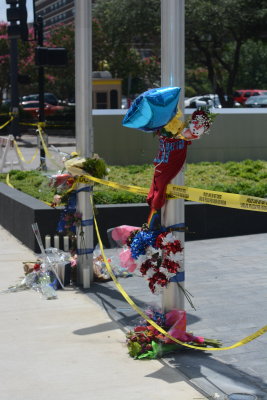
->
[0, 0, 34, 23]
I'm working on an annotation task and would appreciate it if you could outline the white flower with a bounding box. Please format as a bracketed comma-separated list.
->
[161, 232, 176, 246]
[135, 254, 147, 269]
[146, 268, 156, 279]
[153, 285, 164, 295]
[159, 266, 167, 274]
[168, 252, 183, 264]
[166, 271, 177, 279]
[146, 246, 162, 258]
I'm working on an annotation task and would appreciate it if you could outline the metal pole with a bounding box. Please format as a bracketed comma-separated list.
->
[10, 37, 20, 140]
[36, 16, 46, 171]
[75, 0, 94, 288]
[161, 0, 185, 312]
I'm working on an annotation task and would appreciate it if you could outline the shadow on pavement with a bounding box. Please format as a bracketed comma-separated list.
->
[164, 350, 267, 399]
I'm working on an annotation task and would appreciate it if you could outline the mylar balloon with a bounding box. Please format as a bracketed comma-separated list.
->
[122, 87, 181, 131]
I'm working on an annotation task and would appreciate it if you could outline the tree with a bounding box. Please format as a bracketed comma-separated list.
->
[236, 40, 267, 89]
[93, 0, 161, 96]
[44, 23, 75, 101]
[185, 0, 267, 106]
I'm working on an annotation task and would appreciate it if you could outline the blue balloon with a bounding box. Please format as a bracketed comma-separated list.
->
[122, 87, 181, 131]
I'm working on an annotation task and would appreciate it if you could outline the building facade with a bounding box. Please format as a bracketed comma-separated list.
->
[34, 0, 75, 30]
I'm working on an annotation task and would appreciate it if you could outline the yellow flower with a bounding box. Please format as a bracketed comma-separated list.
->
[164, 109, 185, 135]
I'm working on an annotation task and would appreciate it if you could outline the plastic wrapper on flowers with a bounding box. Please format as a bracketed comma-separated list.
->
[49, 173, 74, 193]
[1, 263, 58, 300]
[64, 154, 108, 180]
[1, 247, 74, 299]
[93, 245, 132, 281]
[126, 309, 221, 359]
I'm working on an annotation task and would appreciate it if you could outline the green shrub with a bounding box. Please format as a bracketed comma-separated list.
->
[0, 160, 267, 204]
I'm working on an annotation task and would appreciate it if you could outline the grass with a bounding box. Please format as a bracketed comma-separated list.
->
[1, 159, 267, 204]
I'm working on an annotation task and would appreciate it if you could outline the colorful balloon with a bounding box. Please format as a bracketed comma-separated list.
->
[122, 87, 181, 131]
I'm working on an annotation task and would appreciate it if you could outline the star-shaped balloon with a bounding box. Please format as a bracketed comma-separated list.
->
[122, 87, 181, 131]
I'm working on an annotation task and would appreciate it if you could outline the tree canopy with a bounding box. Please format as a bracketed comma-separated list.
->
[1, 0, 267, 106]
[185, 0, 267, 105]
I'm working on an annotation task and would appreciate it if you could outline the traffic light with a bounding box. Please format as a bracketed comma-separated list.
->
[35, 47, 68, 67]
[6, 0, 28, 41]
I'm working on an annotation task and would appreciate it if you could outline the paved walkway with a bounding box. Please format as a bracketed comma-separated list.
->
[0, 225, 208, 400]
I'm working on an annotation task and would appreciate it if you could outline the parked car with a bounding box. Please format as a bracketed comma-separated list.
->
[185, 94, 240, 108]
[244, 95, 267, 107]
[185, 94, 221, 108]
[21, 93, 59, 106]
[20, 101, 64, 118]
[233, 89, 267, 105]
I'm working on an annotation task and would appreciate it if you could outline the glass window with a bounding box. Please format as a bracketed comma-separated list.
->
[110, 90, 118, 109]
[96, 92, 107, 109]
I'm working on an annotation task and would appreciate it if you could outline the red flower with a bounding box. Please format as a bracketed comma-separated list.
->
[148, 279, 156, 293]
[165, 240, 183, 254]
[162, 258, 179, 274]
[140, 259, 156, 276]
[155, 232, 183, 254]
[33, 263, 41, 271]
[134, 326, 147, 332]
[152, 271, 168, 287]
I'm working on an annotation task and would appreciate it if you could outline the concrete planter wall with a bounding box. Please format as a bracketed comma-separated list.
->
[1, 183, 266, 253]
[92, 109, 267, 165]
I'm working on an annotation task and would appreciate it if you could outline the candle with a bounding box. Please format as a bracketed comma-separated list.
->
[83, 269, 90, 289]
[63, 236, 69, 252]
[54, 235, 59, 249]
[45, 235, 51, 249]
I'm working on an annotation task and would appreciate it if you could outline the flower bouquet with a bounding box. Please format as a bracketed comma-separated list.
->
[126, 308, 221, 359]
[119, 224, 184, 294]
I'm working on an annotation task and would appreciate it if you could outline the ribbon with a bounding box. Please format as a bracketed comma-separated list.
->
[13, 140, 38, 164]
[81, 219, 94, 227]
[0, 115, 14, 130]
[36, 124, 62, 168]
[77, 248, 94, 255]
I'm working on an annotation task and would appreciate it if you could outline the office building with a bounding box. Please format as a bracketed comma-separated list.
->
[34, 0, 75, 30]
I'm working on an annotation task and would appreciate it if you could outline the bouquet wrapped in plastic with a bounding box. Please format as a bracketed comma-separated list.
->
[126, 308, 221, 359]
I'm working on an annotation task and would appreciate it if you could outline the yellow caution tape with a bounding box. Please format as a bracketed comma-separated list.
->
[13, 140, 38, 164]
[0, 116, 14, 130]
[65, 171, 267, 213]
[36, 124, 62, 168]
[20, 121, 70, 128]
[167, 184, 267, 212]
[6, 173, 14, 188]
[77, 173, 148, 195]
[91, 195, 267, 351]
[19, 121, 46, 127]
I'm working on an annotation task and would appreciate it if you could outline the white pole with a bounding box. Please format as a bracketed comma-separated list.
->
[75, 0, 94, 288]
[161, 0, 185, 312]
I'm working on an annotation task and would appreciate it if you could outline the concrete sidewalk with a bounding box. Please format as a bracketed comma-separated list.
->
[0, 225, 207, 400]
